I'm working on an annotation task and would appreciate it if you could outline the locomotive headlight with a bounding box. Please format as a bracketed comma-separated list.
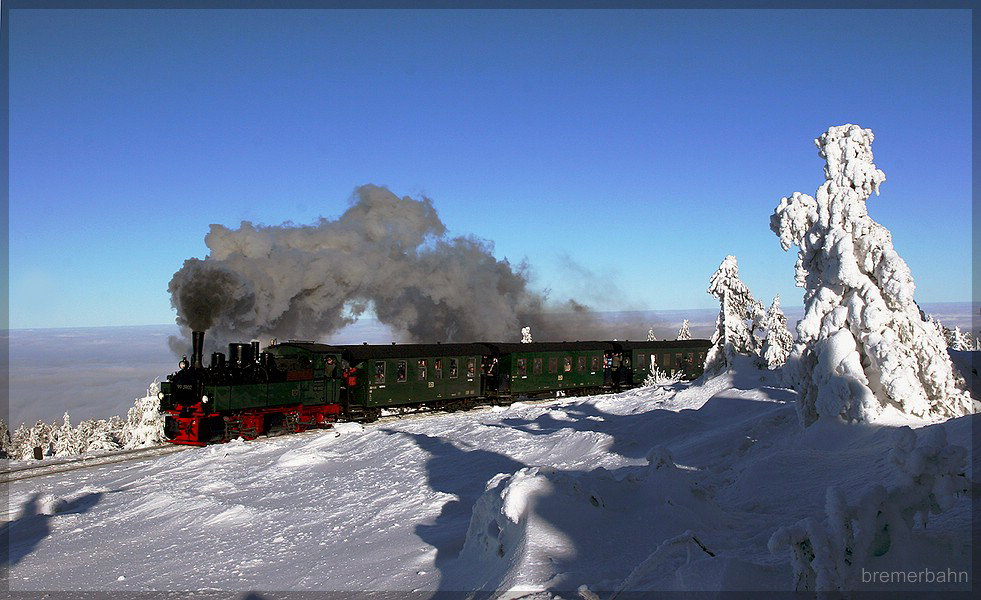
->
[201, 395, 209, 404]
[157, 391, 166, 401]
[179, 358, 189, 370]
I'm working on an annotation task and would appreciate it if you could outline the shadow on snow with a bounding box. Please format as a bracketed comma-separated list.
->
[1, 491, 105, 568]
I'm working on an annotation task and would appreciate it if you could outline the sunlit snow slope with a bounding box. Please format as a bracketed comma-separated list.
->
[4, 361, 974, 595]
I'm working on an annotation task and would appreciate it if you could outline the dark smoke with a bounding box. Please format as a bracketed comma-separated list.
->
[168, 185, 603, 353]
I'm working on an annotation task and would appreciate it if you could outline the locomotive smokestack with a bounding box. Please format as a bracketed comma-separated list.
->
[192, 330, 205, 369]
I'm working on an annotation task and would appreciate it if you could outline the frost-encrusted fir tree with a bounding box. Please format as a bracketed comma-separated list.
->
[54, 413, 84, 456]
[14, 421, 53, 459]
[771, 124, 973, 425]
[123, 381, 167, 448]
[0, 419, 11, 459]
[647, 328, 657, 342]
[760, 296, 795, 369]
[676, 320, 691, 341]
[944, 326, 974, 351]
[77, 418, 122, 453]
[520, 327, 533, 344]
[703, 256, 765, 374]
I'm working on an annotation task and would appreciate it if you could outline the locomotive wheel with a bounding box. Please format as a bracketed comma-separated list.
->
[283, 412, 301, 433]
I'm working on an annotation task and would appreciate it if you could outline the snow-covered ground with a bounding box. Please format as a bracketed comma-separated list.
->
[5, 359, 974, 596]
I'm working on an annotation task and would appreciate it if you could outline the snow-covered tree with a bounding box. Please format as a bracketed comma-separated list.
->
[946, 326, 973, 351]
[647, 328, 657, 342]
[520, 326, 533, 344]
[77, 419, 122, 453]
[771, 124, 973, 426]
[10, 424, 30, 460]
[15, 421, 53, 460]
[703, 256, 765, 374]
[676, 320, 691, 341]
[0, 419, 11, 459]
[52, 412, 83, 456]
[122, 381, 167, 448]
[759, 296, 794, 369]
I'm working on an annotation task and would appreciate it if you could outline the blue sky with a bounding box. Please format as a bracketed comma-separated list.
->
[7, 8, 974, 329]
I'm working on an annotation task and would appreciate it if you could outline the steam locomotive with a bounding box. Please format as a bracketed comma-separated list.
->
[159, 331, 711, 446]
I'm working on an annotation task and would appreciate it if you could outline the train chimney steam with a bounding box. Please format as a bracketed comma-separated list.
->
[192, 330, 205, 369]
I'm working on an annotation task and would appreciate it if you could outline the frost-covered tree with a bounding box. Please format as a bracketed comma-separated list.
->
[53, 413, 84, 456]
[123, 381, 167, 448]
[77, 419, 122, 453]
[647, 328, 657, 342]
[945, 326, 974, 351]
[16, 421, 53, 460]
[703, 256, 765, 374]
[0, 419, 11, 459]
[760, 296, 795, 369]
[676, 320, 691, 341]
[520, 326, 533, 344]
[11, 424, 30, 460]
[771, 124, 973, 425]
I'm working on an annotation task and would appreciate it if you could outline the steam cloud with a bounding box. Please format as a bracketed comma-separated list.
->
[169, 185, 599, 352]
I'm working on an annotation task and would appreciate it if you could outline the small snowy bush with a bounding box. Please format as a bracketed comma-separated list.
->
[643, 366, 681, 387]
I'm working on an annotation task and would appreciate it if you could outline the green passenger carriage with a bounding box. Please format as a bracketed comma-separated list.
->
[483, 341, 617, 398]
[613, 339, 711, 384]
[339, 343, 488, 420]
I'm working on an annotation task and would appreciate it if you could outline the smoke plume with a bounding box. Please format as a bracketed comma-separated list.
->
[169, 185, 596, 352]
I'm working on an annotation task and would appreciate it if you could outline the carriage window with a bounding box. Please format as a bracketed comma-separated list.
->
[517, 358, 527, 376]
[637, 354, 646, 368]
[449, 358, 459, 378]
[577, 356, 587, 372]
[418, 359, 428, 380]
[434, 358, 443, 379]
[533, 358, 543, 375]
[563, 357, 572, 372]
[397, 361, 407, 382]
[662, 354, 670, 367]
[467, 358, 476, 377]
[549, 357, 558, 373]
[591, 355, 601, 371]
[374, 361, 386, 384]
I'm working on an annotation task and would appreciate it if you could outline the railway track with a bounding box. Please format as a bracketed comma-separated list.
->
[0, 444, 188, 484]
